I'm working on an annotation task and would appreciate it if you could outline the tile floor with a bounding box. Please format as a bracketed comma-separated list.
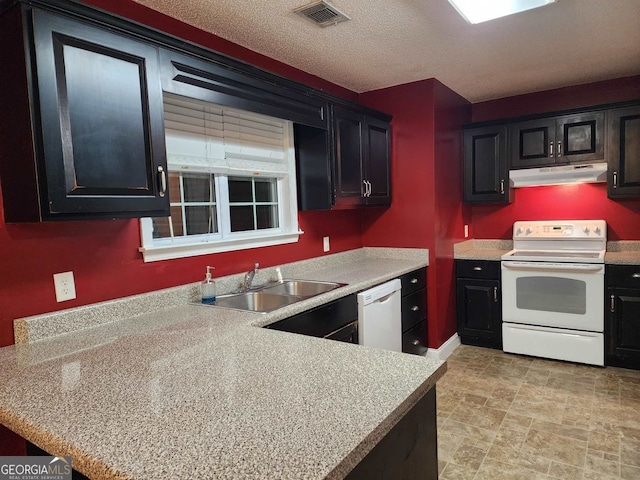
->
[436, 345, 640, 479]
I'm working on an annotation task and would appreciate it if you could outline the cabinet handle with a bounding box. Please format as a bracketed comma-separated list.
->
[410, 278, 418, 284]
[549, 142, 554, 157]
[157, 166, 167, 197]
[362, 180, 371, 197]
[500, 179, 505, 195]
[494, 286, 498, 302]
[633, 274, 640, 279]
[473, 266, 482, 271]
[412, 339, 420, 346]
[557, 141, 562, 157]
[610, 294, 615, 313]
[411, 305, 419, 312]
[613, 171, 618, 189]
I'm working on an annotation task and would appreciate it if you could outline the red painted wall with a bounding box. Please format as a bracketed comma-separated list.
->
[472, 75, 640, 123]
[470, 77, 640, 239]
[359, 79, 471, 348]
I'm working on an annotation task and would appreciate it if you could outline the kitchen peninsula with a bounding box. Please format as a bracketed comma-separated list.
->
[0, 248, 445, 480]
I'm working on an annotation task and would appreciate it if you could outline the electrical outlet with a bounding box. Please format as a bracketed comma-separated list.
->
[323, 236, 330, 252]
[54, 271, 76, 302]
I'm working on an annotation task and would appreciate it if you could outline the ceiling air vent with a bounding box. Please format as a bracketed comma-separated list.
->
[294, 1, 351, 27]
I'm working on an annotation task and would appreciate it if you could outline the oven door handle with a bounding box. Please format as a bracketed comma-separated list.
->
[502, 262, 604, 272]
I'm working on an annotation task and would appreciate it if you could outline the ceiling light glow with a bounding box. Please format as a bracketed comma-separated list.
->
[448, 0, 557, 24]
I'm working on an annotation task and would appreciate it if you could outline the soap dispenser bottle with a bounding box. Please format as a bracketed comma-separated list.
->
[201, 266, 216, 304]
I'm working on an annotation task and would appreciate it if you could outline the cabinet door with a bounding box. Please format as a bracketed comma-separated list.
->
[333, 106, 365, 206]
[363, 116, 391, 205]
[510, 118, 556, 168]
[463, 125, 510, 203]
[556, 111, 604, 163]
[607, 287, 640, 368]
[456, 278, 502, 347]
[32, 10, 168, 219]
[608, 105, 640, 198]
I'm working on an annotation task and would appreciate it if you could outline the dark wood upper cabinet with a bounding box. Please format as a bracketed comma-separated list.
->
[363, 116, 392, 206]
[159, 49, 328, 129]
[332, 106, 391, 208]
[0, 5, 169, 222]
[463, 125, 511, 203]
[607, 105, 640, 198]
[510, 112, 604, 169]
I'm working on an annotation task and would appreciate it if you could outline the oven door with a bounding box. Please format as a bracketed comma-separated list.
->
[501, 261, 604, 331]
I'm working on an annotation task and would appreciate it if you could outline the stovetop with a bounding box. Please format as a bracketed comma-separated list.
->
[503, 220, 607, 264]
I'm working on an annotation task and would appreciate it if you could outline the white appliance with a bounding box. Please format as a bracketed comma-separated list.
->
[358, 279, 402, 352]
[501, 220, 606, 366]
[509, 162, 607, 188]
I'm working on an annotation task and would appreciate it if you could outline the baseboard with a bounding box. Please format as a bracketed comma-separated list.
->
[425, 333, 460, 361]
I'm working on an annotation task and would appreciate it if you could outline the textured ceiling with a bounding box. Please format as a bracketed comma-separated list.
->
[134, 0, 640, 103]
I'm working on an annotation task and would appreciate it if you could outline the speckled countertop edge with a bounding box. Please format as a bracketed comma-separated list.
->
[1, 247, 443, 480]
[15, 247, 429, 344]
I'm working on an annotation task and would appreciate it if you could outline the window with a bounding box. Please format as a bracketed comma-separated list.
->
[139, 94, 301, 262]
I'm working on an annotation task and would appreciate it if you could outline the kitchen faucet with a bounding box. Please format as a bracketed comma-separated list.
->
[242, 263, 260, 290]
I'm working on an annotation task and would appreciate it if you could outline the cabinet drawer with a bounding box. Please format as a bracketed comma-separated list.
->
[266, 295, 357, 338]
[456, 260, 500, 279]
[402, 321, 428, 356]
[402, 289, 427, 332]
[607, 265, 640, 289]
[400, 268, 427, 295]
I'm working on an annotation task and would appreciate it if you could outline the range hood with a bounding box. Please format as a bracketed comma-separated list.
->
[509, 162, 608, 188]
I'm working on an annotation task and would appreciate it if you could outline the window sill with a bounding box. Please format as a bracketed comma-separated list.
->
[139, 230, 303, 263]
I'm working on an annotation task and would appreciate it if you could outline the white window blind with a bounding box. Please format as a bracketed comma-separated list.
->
[139, 94, 301, 262]
[163, 93, 289, 175]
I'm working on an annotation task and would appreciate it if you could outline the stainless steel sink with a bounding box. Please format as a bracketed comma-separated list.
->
[214, 291, 300, 313]
[207, 279, 346, 313]
[261, 279, 345, 297]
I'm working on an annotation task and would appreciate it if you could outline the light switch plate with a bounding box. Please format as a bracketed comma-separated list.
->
[54, 271, 76, 302]
[323, 236, 330, 252]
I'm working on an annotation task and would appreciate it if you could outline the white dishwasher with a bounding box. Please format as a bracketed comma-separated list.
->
[357, 279, 402, 352]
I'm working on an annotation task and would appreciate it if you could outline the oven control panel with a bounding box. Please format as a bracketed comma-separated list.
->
[513, 220, 606, 239]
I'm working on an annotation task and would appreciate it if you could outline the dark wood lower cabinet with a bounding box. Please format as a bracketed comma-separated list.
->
[400, 268, 428, 355]
[456, 260, 502, 349]
[606, 265, 640, 369]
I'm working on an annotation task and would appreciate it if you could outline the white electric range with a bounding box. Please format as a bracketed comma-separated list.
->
[501, 220, 606, 366]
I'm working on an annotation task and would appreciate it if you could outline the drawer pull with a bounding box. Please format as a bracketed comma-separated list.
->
[410, 278, 418, 284]
[549, 142, 554, 157]
[412, 339, 420, 346]
[473, 266, 482, 271]
[411, 305, 419, 312]
[494, 286, 498, 303]
[633, 274, 640, 279]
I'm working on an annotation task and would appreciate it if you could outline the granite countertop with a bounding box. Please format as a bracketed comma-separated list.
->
[0, 248, 446, 480]
[453, 239, 512, 261]
[605, 241, 640, 265]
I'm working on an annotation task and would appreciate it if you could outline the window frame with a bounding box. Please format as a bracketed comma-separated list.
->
[139, 101, 302, 263]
